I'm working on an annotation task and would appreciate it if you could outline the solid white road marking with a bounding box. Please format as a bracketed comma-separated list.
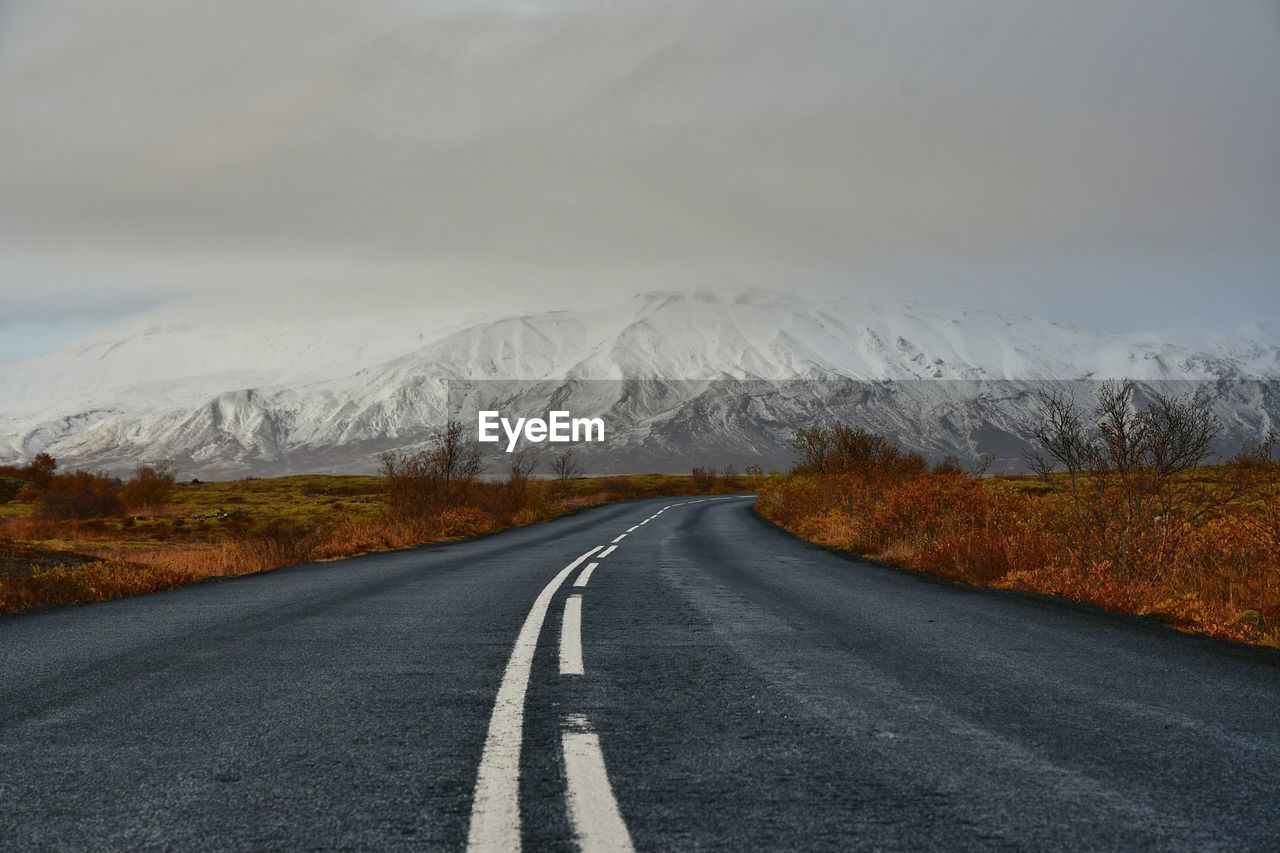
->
[611, 533, 627, 544]
[466, 546, 602, 853]
[562, 718, 636, 853]
[574, 561, 599, 588]
[560, 595, 584, 676]
[597, 545, 617, 558]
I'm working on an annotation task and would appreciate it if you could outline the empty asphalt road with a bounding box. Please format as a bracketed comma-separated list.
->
[3, 496, 1280, 851]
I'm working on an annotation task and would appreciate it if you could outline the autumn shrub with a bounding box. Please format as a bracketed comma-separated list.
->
[39, 471, 123, 520]
[121, 462, 176, 512]
[1027, 380, 1225, 579]
[0, 560, 196, 613]
[759, 404, 1280, 647]
[235, 516, 321, 570]
[0, 453, 57, 489]
[311, 515, 432, 559]
[436, 506, 498, 539]
[690, 467, 717, 492]
[792, 424, 926, 482]
[381, 421, 482, 519]
[0, 461, 744, 616]
[1225, 434, 1280, 572]
[550, 448, 582, 495]
[600, 476, 640, 498]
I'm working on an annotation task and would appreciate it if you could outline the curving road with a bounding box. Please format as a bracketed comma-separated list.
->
[2, 496, 1279, 851]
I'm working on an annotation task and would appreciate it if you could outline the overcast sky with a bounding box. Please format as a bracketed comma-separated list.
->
[1, 0, 1278, 363]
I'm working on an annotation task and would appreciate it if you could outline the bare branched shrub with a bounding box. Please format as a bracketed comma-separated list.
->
[550, 448, 581, 494]
[495, 450, 540, 522]
[720, 464, 741, 490]
[507, 449, 539, 483]
[1027, 380, 1225, 576]
[690, 466, 717, 492]
[791, 427, 832, 474]
[933, 453, 997, 477]
[121, 462, 176, 512]
[791, 424, 926, 484]
[381, 420, 482, 519]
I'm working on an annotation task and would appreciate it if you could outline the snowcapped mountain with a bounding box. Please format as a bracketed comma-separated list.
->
[1, 289, 1277, 477]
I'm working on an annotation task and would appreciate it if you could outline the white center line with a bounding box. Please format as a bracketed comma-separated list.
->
[611, 533, 627, 544]
[466, 546, 601, 853]
[559, 595, 584, 676]
[573, 561, 599, 588]
[597, 545, 617, 559]
[562, 716, 636, 853]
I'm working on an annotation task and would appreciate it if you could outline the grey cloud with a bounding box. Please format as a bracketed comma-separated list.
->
[0, 0, 1277, 334]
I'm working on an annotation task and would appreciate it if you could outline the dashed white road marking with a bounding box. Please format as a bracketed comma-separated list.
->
[562, 716, 636, 853]
[466, 545, 601, 853]
[638, 519, 649, 525]
[611, 533, 627, 544]
[626, 525, 638, 533]
[597, 545, 617, 559]
[559, 595, 584, 676]
[574, 561, 599, 589]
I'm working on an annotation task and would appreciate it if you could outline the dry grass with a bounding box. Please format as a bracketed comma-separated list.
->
[756, 462, 1280, 648]
[0, 472, 726, 615]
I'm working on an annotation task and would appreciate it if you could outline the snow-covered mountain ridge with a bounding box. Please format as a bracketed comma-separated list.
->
[1, 289, 1277, 476]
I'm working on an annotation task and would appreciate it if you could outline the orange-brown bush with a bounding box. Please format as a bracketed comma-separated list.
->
[690, 466, 717, 492]
[121, 462, 176, 512]
[0, 453, 57, 489]
[0, 560, 197, 612]
[39, 471, 123, 520]
[791, 424, 926, 481]
[0, 458, 724, 614]
[759, 415, 1280, 647]
[381, 421, 483, 519]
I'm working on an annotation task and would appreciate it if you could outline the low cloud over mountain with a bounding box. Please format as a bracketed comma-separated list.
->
[2, 290, 1278, 477]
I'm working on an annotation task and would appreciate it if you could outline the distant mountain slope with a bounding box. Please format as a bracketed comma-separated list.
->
[1, 289, 1277, 476]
